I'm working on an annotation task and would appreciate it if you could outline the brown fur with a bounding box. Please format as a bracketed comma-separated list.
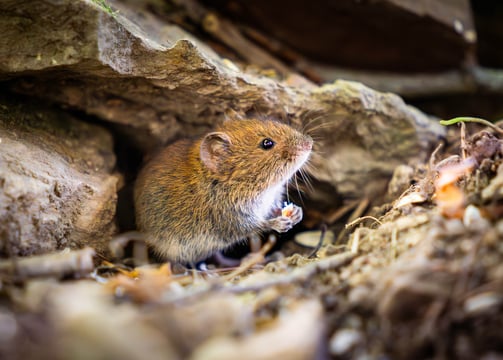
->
[134, 119, 313, 263]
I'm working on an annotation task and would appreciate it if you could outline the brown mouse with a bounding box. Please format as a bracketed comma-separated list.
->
[134, 118, 313, 263]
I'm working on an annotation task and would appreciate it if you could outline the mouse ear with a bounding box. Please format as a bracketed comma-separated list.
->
[200, 132, 232, 173]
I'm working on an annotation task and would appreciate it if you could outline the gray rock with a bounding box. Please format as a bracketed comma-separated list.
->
[191, 299, 325, 360]
[0, 96, 120, 256]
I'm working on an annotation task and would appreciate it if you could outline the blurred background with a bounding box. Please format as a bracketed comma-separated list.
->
[154, 0, 503, 120]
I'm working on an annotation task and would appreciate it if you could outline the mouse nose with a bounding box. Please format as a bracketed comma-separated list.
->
[299, 135, 313, 151]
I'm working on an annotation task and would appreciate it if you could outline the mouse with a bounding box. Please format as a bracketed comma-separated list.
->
[134, 118, 313, 263]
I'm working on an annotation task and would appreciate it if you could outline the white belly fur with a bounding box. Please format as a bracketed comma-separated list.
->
[255, 183, 285, 221]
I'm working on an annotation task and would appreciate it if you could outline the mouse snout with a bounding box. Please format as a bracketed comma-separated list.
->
[299, 135, 313, 152]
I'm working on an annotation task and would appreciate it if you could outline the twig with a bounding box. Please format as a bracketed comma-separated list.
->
[0, 247, 95, 280]
[348, 198, 371, 224]
[336, 197, 370, 244]
[241, 25, 323, 83]
[429, 143, 444, 171]
[325, 199, 361, 225]
[222, 252, 357, 294]
[390, 228, 398, 259]
[109, 231, 147, 263]
[350, 228, 361, 254]
[312, 66, 503, 97]
[308, 224, 327, 259]
[166, 251, 357, 304]
[220, 234, 277, 282]
[460, 121, 467, 160]
[345, 216, 383, 229]
[177, 0, 291, 76]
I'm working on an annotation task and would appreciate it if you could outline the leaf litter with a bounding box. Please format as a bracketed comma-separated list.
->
[1, 120, 503, 359]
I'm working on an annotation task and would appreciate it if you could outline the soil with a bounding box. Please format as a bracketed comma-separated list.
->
[1, 122, 502, 360]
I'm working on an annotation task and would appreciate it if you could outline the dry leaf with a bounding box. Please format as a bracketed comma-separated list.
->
[434, 158, 475, 219]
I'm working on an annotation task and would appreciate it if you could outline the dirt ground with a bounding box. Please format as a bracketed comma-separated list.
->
[1, 120, 502, 360]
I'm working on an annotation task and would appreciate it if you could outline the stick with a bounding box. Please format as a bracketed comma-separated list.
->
[0, 247, 95, 280]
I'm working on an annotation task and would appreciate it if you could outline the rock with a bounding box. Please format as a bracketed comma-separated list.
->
[144, 294, 254, 357]
[191, 299, 325, 360]
[482, 162, 503, 201]
[294, 230, 335, 248]
[309, 81, 445, 199]
[464, 292, 503, 316]
[0, 0, 445, 205]
[0, 96, 120, 256]
[30, 281, 177, 360]
[329, 328, 364, 356]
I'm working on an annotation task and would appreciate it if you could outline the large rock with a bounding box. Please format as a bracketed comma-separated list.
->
[308, 81, 447, 198]
[0, 0, 445, 204]
[0, 95, 120, 256]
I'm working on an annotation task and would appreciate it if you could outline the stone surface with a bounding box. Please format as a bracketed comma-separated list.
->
[144, 294, 254, 357]
[191, 299, 325, 360]
[0, 95, 120, 256]
[42, 281, 178, 360]
[0, 0, 445, 206]
[308, 81, 445, 198]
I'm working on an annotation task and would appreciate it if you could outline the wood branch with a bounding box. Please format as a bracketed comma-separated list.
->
[0, 248, 95, 280]
[176, 0, 292, 76]
[312, 65, 503, 97]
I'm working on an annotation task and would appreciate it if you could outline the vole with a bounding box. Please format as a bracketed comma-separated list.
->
[134, 118, 313, 263]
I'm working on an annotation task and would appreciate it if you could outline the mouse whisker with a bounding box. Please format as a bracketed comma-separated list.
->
[300, 111, 326, 133]
[285, 181, 291, 204]
[293, 173, 303, 204]
[298, 168, 314, 194]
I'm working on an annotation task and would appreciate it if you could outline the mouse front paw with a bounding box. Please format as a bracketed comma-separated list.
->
[267, 204, 303, 233]
[283, 204, 303, 225]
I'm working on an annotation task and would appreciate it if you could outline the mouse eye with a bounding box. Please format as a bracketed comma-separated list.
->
[260, 138, 275, 150]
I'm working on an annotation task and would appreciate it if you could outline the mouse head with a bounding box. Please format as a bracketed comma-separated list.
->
[200, 119, 312, 188]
